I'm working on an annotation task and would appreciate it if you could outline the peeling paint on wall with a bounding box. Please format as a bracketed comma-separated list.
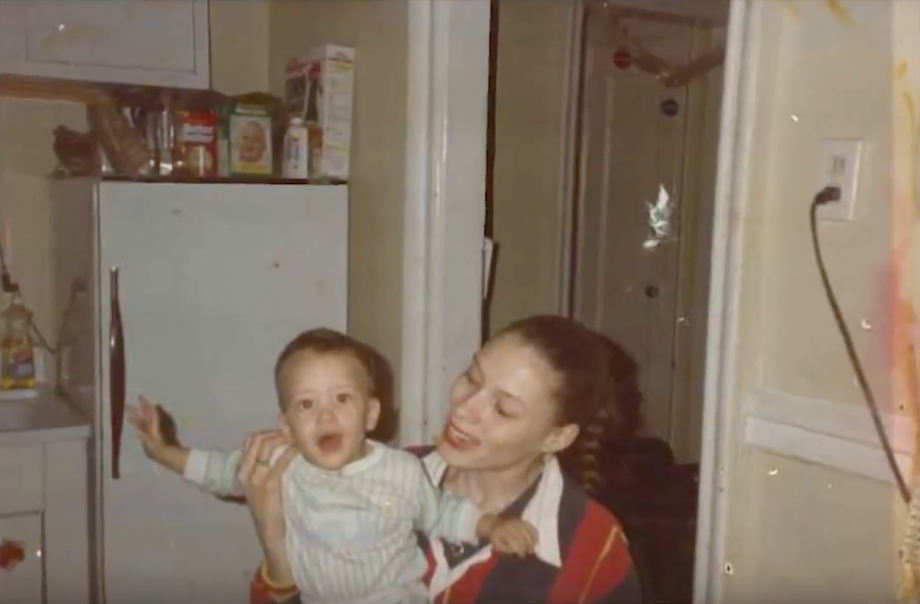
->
[824, 0, 853, 25]
[893, 7, 920, 592]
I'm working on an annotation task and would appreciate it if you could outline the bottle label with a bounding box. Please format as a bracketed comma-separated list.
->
[9, 360, 34, 379]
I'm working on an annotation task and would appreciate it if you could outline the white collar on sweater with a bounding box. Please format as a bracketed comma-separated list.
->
[421, 451, 564, 567]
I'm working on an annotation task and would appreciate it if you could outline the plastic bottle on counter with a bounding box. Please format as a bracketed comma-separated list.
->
[0, 291, 36, 392]
[282, 117, 309, 180]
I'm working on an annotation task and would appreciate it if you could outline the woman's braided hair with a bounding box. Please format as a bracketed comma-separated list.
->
[500, 315, 642, 495]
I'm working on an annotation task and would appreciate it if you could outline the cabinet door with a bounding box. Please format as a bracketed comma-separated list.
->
[0, 513, 43, 604]
[0, 0, 210, 89]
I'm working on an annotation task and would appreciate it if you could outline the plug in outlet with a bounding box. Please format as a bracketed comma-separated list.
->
[816, 138, 862, 222]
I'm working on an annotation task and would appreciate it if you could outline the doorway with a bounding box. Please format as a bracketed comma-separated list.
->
[479, 0, 733, 599]
[566, 2, 727, 464]
[558, 3, 728, 601]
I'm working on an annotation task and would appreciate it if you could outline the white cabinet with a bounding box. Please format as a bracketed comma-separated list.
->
[0, 513, 43, 604]
[0, 0, 210, 89]
[0, 394, 92, 604]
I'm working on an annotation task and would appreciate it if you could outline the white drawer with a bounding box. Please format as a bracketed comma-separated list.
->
[0, 512, 44, 604]
[0, 445, 43, 512]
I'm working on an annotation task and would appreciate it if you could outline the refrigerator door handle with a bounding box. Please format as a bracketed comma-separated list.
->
[109, 266, 126, 480]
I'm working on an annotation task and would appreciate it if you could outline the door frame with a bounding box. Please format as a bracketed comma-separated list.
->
[555, 2, 589, 318]
[399, 0, 490, 447]
[691, 1, 761, 601]
[549, 1, 761, 602]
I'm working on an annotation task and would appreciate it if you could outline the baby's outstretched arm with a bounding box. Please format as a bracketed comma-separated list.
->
[127, 396, 190, 474]
[127, 395, 243, 498]
[184, 448, 245, 498]
[413, 460, 537, 555]
[414, 462, 481, 544]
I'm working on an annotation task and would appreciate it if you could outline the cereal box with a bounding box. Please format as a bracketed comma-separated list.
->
[229, 103, 273, 176]
[284, 44, 355, 181]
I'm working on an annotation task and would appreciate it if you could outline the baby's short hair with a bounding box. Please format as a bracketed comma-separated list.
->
[274, 328, 380, 405]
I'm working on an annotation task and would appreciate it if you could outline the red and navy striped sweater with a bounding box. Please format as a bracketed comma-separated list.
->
[250, 446, 641, 604]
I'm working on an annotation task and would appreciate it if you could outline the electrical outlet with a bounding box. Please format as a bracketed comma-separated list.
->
[816, 138, 862, 221]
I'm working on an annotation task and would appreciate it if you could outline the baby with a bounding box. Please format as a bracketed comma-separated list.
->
[128, 328, 536, 604]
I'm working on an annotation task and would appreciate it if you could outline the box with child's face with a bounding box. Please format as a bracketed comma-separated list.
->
[229, 109, 273, 176]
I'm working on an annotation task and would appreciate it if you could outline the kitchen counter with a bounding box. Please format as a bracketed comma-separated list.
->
[0, 388, 92, 446]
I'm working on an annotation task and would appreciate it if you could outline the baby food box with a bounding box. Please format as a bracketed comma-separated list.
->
[229, 103, 273, 176]
[284, 44, 355, 181]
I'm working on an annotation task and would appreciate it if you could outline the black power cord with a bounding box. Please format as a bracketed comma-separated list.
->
[810, 185, 911, 504]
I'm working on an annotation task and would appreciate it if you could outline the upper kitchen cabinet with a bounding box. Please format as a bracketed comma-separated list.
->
[0, 0, 210, 89]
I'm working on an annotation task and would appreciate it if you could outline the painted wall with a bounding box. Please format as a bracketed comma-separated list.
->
[268, 0, 408, 420]
[488, 1, 571, 334]
[718, 1, 918, 600]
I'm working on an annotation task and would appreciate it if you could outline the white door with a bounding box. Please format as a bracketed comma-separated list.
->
[574, 10, 721, 461]
[95, 183, 347, 603]
[0, 0, 209, 88]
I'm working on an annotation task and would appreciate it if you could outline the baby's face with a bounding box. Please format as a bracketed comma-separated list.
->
[237, 122, 266, 163]
[277, 350, 379, 471]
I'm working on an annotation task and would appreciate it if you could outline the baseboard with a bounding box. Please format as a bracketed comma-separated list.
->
[743, 389, 913, 485]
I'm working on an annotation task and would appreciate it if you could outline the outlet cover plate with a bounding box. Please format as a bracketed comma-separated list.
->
[816, 138, 862, 222]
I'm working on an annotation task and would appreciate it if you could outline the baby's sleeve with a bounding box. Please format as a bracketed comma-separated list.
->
[413, 460, 482, 544]
[184, 448, 244, 498]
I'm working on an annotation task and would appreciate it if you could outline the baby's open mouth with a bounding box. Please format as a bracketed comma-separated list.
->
[317, 433, 344, 453]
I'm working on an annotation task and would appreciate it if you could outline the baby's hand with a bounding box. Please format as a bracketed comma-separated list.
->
[477, 514, 538, 557]
[126, 395, 171, 461]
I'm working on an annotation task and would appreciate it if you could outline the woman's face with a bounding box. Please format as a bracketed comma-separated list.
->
[438, 333, 578, 471]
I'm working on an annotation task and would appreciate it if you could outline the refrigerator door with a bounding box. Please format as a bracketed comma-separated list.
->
[94, 182, 347, 603]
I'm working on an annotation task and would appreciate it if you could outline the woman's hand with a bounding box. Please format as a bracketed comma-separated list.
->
[237, 430, 298, 586]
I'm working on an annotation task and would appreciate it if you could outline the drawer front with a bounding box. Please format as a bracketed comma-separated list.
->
[0, 512, 44, 604]
[0, 445, 43, 513]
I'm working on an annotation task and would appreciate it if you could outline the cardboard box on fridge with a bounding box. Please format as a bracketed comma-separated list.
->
[284, 44, 355, 182]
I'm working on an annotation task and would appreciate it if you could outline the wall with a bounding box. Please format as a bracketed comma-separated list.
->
[268, 0, 408, 418]
[718, 0, 916, 600]
[0, 1, 270, 358]
[488, 1, 571, 334]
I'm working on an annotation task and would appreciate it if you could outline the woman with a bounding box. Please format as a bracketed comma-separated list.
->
[240, 315, 642, 604]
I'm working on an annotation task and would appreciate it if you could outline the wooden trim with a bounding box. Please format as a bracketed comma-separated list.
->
[693, 0, 757, 601]
[608, 5, 724, 27]
[743, 389, 912, 485]
[605, 0, 729, 26]
[668, 23, 719, 463]
[400, 0, 490, 446]
[484, 0, 499, 243]
[482, 0, 500, 339]
[557, 2, 588, 317]
[0, 74, 98, 104]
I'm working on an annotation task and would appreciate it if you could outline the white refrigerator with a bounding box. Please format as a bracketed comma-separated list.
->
[50, 179, 348, 603]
